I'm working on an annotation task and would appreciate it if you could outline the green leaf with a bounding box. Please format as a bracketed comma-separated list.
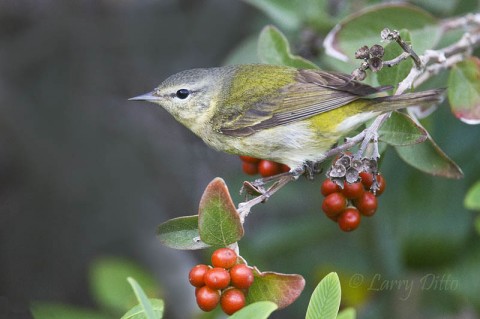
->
[198, 178, 244, 246]
[448, 57, 480, 124]
[258, 25, 318, 69]
[395, 135, 463, 179]
[378, 111, 427, 146]
[411, 0, 458, 15]
[229, 301, 278, 319]
[246, 270, 305, 309]
[121, 299, 164, 319]
[243, 0, 302, 30]
[127, 278, 158, 319]
[243, 0, 330, 31]
[224, 35, 260, 65]
[305, 272, 341, 319]
[324, 4, 441, 65]
[89, 257, 160, 314]
[30, 302, 110, 319]
[157, 215, 210, 250]
[377, 30, 414, 87]
[465, 181, 480, 211]
[336, 307, 356, 319]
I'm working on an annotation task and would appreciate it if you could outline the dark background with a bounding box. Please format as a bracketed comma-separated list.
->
[1, 1, 480, 319]
[0, 1, 257, 318]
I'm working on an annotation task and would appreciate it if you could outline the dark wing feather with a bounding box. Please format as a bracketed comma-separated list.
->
[219, 69, 391, 137]
[296, 69, 391, 95]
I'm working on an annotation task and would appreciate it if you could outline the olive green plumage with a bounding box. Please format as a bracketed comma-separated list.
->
[130, 64, 444, 168]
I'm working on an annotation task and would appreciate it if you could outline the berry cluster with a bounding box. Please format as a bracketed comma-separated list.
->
[321, 171, 386, 232]
[239, 156, 290, 177]
[189, 248, 254, 315]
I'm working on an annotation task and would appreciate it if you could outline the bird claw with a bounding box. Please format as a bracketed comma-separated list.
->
[240, 170, 298, 203]
[241, 181, 265, 197]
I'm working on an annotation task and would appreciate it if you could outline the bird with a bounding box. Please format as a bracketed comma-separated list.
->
[130, 64, 443, 171]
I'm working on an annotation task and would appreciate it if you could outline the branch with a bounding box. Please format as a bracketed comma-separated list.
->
[380, 28, 421, 68]
[397, 29, 480, 94]
[399, 13, 480, 92]
[235, 13, 480, 222]
[383, 51, 411, 67]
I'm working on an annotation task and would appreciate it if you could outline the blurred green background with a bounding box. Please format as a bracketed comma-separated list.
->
[1, 1, 479, 319]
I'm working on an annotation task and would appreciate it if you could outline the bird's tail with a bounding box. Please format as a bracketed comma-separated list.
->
[368, 88, 446, 112]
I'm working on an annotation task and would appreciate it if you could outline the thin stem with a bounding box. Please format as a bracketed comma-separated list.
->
[383, 52, 411, 67]
[398, 29, 480, 94]
[381, 28, 422, 68]
[356, 113, 390, 159]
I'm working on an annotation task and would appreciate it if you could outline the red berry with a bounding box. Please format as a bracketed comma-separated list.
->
[211, 248, 237, 269]
[375, 174, 386, 196]
[230, 264, 254, 289]
[239, 156, 260, 164]
[360, 172, 386, 195]
[338, 208, 361, 232]
[322, 192, 347, 218]
[324, 212, 339, 222]
[258, 160, 281, 177]
[342, 181, 365, 199]
[189, 264, 210, 287]
[354, 192, 377, 216]
[220, 288, 246, 315]
[321, 179, 341, 196]
[204, 267, 231, 290]
[359, 172, 374, 189]
[196, 286, 220, 312]
[242, 162, 258, 175]
[280, 164, 291, 173]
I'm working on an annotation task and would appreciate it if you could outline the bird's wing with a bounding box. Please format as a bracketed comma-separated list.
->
[217, 69, 391, 137]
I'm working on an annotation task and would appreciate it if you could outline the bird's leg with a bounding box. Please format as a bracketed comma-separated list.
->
[240, 162, 313, 198]
[238, 174, 296, 220]
[242, 160, 324, 192]
[241, 170, 299, 197]
[238, 160, 329, 220]
[255, 171, 296, 185]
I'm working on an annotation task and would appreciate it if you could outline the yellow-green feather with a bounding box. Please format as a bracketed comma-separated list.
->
[152, 64, 444, 168]
[223, 65, 296, 107]
[308, 100, 372, 133]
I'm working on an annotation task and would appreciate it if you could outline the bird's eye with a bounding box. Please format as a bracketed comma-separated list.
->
[175, 89, 190, 99]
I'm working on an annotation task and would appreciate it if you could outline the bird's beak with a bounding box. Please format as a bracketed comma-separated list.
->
[128, 91, 158, 102]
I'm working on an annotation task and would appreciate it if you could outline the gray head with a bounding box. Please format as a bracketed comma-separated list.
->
[129, 67, 237, 132]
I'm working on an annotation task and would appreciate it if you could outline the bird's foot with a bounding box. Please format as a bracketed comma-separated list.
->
[240, 164, 308, 201]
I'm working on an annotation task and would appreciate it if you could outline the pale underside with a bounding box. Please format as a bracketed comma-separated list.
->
[201, 110, 379, 168]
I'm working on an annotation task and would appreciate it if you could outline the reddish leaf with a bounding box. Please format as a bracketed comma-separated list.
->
[198, 178, 244, 246]
[246, 268, 305, 309]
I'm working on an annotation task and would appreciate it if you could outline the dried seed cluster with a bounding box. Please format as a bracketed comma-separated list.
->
[352, 43, 386, 80]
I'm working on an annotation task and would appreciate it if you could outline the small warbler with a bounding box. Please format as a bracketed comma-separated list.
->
[130, 64, 443, 169]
